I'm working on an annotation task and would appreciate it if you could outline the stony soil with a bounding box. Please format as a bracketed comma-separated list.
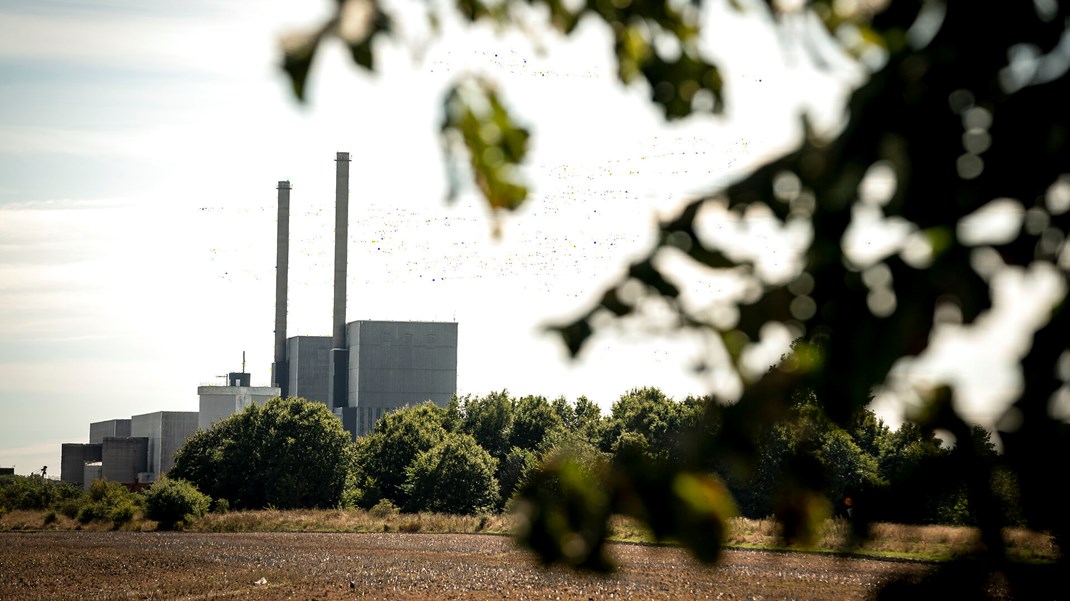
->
[0, 531, 934, 600]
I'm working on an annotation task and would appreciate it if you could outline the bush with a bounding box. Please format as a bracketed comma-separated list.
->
[368, 498, 399, 518]
[144, 478, 211, 530]
[78, 480, 143, 527]
[0, 475, 81, 511]
[212, 497, 230, 514]
[76, 503, 99, 524]
[57, 499, 82, 520]
[110, 498, 138, 527]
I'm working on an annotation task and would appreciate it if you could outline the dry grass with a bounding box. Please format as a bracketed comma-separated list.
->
[189, 507, 516, 535]
[3, 507, 1058, 563]
[724, 517, 1059, 562]
[0, 509, 155, 532]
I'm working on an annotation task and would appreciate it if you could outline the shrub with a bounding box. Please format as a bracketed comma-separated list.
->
[0, 475, 81, 511]
[57, 499, 82, 519]
[144, 478, 211, 530]
[77, 503, 100, 524]
[77, 480, 143, 527]
[213, 497, 230, 514]
[368, 499, 399, 518]
[109, 498, 138, 527]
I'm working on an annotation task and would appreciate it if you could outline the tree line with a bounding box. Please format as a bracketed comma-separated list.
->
[0, 391, 1021, 534]
[162, 391, 1018, 529]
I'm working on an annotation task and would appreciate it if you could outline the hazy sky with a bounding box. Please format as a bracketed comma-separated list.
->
[1, 0, 1059, 474]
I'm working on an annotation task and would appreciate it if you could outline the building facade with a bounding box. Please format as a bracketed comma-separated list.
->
[282, 321, 457, 439]
[131, 411, 198, 479]
[198, 383, 279, 430]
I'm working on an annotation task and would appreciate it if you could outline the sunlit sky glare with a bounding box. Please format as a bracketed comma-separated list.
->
[0, 0, 1060, 474]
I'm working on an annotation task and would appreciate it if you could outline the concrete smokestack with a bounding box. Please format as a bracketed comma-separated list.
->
[333, 153, 350, 349]
[328, 152, 351, 410]
[271, 180, 291, 398]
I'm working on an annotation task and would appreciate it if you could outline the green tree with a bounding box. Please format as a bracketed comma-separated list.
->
[283, 0, 1070, 589]
[509, 395, 565, 452]
[497, 445, 539, 508]
[355, 402, 449, 507]
[850, 409, 892, 463]
[404, 432, 500, 514]
[602, 387, 695, 462]
[550, 396, 572, 427]
[571, 396, 606, 446]
[143, 478, 211, 530]
[457, 390, 514, 461]
[171, 397, 351, 509]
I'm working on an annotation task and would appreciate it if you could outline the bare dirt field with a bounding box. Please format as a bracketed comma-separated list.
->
[0, 531, 934, 600]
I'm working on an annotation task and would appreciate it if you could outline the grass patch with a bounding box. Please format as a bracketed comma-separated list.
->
[188, 508, 515, 535]
[3, 506, 1058, 564]
[722, 517, 1059, 563]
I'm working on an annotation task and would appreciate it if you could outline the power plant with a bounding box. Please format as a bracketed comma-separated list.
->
[58, 152, 458, 488]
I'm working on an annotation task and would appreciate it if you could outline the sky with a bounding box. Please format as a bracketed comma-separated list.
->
[0, 0, 1062, 475]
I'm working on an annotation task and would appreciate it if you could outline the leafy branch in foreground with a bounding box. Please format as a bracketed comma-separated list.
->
[280, 0, 1070, 595]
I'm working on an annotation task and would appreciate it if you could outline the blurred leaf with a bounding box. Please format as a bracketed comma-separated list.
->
[280, 26, 331, 103]
[442, 78, 531, 216]
[513, 454, 614, 572]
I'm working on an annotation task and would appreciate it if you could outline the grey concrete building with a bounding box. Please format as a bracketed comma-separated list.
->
[346, 320, 458, 436]
[266, 154, 459, 441]
[83, 462, 102, 490]
[89, 419, 131, 444]
[131, 411, 198, 478]
[101, 437, 147, 484]
[287, 336, 331, 406]
[284, 320, 457, 439]
[198, 378, 279, 430]
[284, 321, 458, 439]
[60, 443, 102, 486]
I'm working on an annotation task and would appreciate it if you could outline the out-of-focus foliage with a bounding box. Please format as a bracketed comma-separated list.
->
[543, 2, 1070, 589]
[282, 0, 1070, 593]
[441, 78, 531, 234]
[171, 397, 352, 510]
[280, 0, 724, 225]
[143, 477, 211, 530]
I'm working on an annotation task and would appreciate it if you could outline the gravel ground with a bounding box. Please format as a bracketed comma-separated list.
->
[0, 531, 933, 600]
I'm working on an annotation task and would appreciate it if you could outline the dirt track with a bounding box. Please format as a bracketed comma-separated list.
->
[0, 531, 932, 600]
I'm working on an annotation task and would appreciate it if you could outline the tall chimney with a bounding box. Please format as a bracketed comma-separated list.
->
[271, 180, 291, 397]
[328, 152, 351, 410]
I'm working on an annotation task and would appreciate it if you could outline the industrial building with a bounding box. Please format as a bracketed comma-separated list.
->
[270, 153, 458, 440]
[279, 321, 458, 438]
[90, 419, 130, 443]
[101, 436, 148, 485]
[198, 372, 279, 430]
[131, 411, 198, 480]
[57, 150, 459, 485]
[60, 443, 102, 487]
[60, 375, 272, 490]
